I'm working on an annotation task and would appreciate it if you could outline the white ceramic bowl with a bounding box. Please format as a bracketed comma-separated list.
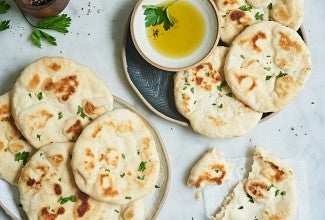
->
[131, 0, 220, 71]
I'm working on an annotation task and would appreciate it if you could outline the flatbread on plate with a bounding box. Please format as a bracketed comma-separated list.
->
[215, 0, 304, 45]
[0, 92, 34, 185]
[71, 109, 160, 205]
[174, 46, 262, 138]
[224, 21, 311, 112]
[211, 146, 297, 220]
[11, 57, 113, 148]
[18, 142, 123, 220]
[187, 148, 232, 189]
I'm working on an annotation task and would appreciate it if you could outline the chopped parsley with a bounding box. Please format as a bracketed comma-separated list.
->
[137, 150, 140, 155]
[125, 196, 132, 200]
[226, 92, 232, 97]
[215, 170, 219, 173]
[265, 75, 273, 80]
[255, 12, 264, 21]
[275, 189, 280, 197]
[105, 168, 110, 172]
[266, 55, 271, 58]
[276, 71, 288, 78]
[267, 3, 273, 10]
[77, 105, 87, 119]
[57, 195, 77, 204]
[222, 14, 226, 18]
[190, 87, 195, 94]
[247, 194, 254, 203]
[280, 191, 286, 196]
[121, 153, 125, 159]
[238, 206, 243, 209]
[267, 183, 274, 191]
[240, 54, 245, 59]
[264, 67, 271, 71]
[138, 161, 147, 172]
[120, 173, 125, 178]
[205, 72, 210, 77]
[14, 151, 30, 165]
[114, 209, 119, 213]
[58, 112, 63, 119]
[58, 178, 62, 182]
[28, 93, 32, 98]
[239, 5, 252, 12]
[194, 100, 197, 105]
[36, 92, 43, 100]
[181, 93, 186, 99]
[36, 134, 41, 141]
[217, 80, 227, 91]
[155, 185, 160, 188]
[218, 103, 223, 108]
[137, 175, 145, 180]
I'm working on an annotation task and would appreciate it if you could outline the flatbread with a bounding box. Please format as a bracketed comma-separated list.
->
[71, 109, 160, 205]
[187, 148, 232, 189]
[122, 199, 145, 220]
[216, 0, 304, 45]
[174, 46, 262, 138]
[224, 21, 312, 112]
[11, 57, 114, 148]
[0, 92, 34, 184]
[211, 146, 297, 220]
[18, 142, 123, 220]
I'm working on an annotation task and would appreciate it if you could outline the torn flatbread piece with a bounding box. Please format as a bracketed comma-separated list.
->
[187, 148, 232, 189]
[211, 146, 297, 220]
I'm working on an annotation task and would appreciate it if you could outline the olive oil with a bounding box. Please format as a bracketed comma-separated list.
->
[146, 0, 206, 58]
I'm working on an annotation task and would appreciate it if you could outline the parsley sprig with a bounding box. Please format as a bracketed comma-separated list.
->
[15, 151, 30, 165]
[143, 0, 179, 31]
[57, 195, 77, 204]
[0, 0, 10, 31]
[18, 8, 71, 48]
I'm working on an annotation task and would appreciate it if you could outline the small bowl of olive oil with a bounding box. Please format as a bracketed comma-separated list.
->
[131, 0, 220, 71]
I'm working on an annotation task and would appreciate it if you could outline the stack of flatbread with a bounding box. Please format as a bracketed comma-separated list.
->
[0, 57, 160, 219]
[174, 0, 311, 138]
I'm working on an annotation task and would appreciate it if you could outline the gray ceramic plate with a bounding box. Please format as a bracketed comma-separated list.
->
[122, 23, 307, 126]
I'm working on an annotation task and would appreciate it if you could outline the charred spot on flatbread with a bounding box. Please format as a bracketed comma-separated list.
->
[230, 10, 250, 27]
[39, 207, 65, 220]
[245, 179, 269, 200]
[42, 75, 79, 102]
[75, 191, 91, 218]
[65, 120, 83, 141]
[28, 74, 40, 90]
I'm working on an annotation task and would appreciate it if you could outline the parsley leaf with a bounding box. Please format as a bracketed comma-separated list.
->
[247, 194, 254, 203]
[143, 0, 179, 31]
[218, 104, 223, 108]
[15, 151, 30, 165]
[255, 12, 264, 21]
[137, 175, 145, 180]
[138, 161, 147, 172]
[240, 54, 245, 59]
[275, 189, 280, 197]
[239, 5, 252, 12]
[238, 206, 243, 209]
[125, 196, 132, 200]
[120, 173, 125, 178]
[0, 1, 10, 14]
[36, 14, 71, 33]
[281, 191, 286, 196]
[217, 80, 227, 91]
[77, 105, 87, 119]
[58, 112, 63, 119]
[265, 75, 272, 80]
[36, 134, 41, 141]
[36, 92, 43, 100]
[121, 153, 125, 159]
[31, 29, 57, 48]
[155, 185, 160, 188]
[57, 195, 77, 204]
[268, 3, 273, 10]
[264, 67, 271, 71]
[276, 71, 288, 78]
[0, 20, 9, 31]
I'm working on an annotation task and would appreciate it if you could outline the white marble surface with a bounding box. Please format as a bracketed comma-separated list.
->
[0, 0, 324, 219]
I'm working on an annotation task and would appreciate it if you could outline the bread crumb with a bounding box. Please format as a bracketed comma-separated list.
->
[195, 191, 202, 201]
